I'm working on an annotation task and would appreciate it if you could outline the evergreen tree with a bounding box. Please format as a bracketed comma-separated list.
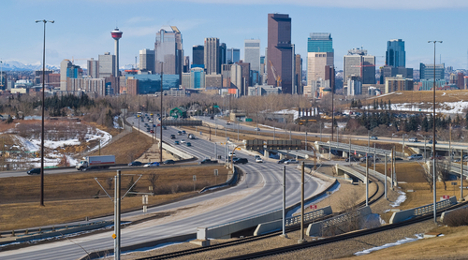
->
[422, 116, 429, 132]
[388, 100, 392, 110]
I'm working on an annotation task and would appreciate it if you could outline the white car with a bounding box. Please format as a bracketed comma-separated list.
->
[254, 127, 260, 131]
[180, 139, 186, 144]
[229, 152, 236, 157]
[255, 157, 263, 163]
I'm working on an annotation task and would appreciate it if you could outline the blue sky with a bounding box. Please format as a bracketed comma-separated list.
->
[2, 0, 468, 71]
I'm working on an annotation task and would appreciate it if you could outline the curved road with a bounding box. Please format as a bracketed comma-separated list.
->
[0, 116, 324, 260]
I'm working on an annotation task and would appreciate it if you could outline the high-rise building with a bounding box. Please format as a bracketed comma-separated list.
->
[343, 48, 375, 85]
[267, 13, 293, 94]
[386, 39, 405, 67]
[154, 26, 183, 79]
[60, 59, 72, 91]
[307, 33, 334, 86]
[295, 54, 303, 95]
[226, 48, 240, 64]
[98, 52, 116, 78]
[204, 37, 220, 74]
[420, 63, 445, 80]
[219, 43, 226, 71]
[87, 58, 99, 78]
[244, 39, 260, 72]
[139, 49, 155, 73]
[183, 56, 190, 73]
[192, 45, 204, 66]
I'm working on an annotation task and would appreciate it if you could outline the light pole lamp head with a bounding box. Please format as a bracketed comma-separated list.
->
[35, 20, 54, 23]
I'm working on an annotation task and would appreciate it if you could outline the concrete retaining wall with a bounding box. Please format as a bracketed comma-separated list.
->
[306, 206, 372, 237]
[441, 204, 468, 223]
[253, 206, 332, 236]
[389, 196, 458, 224]
[197, 209, 282, 240]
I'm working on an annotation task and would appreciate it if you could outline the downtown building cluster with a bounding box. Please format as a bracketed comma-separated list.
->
[1, 13, 467, 99]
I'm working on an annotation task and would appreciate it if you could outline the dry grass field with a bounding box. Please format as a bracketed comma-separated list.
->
[367, 90, 468, 104]
[0, 165, 228, 230]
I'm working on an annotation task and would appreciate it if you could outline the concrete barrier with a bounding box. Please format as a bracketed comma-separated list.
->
[441, 204, 468, 223]
[253, 206, 332, 236]
[199, 166, 240, 193]
[336, 164, 366, 183]
[11, 221, 112, 244]
[78, 233, 196, 260]
[389, 196, 458, 224]
[197, 209, 282, 240]
[306, 206, 372, 237]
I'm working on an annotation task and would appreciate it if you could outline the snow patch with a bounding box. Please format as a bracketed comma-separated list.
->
[391, 190, 407, 207]
[354, 234, 424, 256]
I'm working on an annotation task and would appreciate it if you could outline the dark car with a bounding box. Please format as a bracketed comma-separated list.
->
[277, 158, 289, 164]
[163, 126, 167, 130]
[27, 168, 41, 175]
[170, 134, 176, 139]
[233, 158, 248, 164]
[186, 142, 192, 147]
[163, 160, 175, 165]
[128, 161, 143, 166]
[182, 130, 186, 134]
[200, 158, 218, 164]
[177, 131, 183, 135]
[345, 156, 359, 162]
[428, 140, 437, 144]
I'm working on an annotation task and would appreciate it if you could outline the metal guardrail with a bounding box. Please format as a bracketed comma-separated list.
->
[414, 197, 455, 216]
[285, 207, 330, 226]
[206, 208, 281, 230]
[353, 164, 392, 183]
[316, 141, 391, 156]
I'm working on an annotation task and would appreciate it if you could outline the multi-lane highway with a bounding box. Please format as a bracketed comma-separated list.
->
[0, 116, 325, 260]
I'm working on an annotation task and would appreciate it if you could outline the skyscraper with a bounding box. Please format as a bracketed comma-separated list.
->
[192, 45, 204, 66]
[98, 52, 116, 78]
[204, 37, 220, 74]
[244, 39, 260, 72]
[87, 58, 99, 78]
[343, 48, 375, 85]
[386, 39, 405, 67]
[154, 26, 183, 78]
[226, 48, 240, 64]
[139, 49, 155, 73]
[267, 13, 293, 94]
[219, 43, 226, 71]
[420, 63, 445, 80]
[307, 33, 334, 87]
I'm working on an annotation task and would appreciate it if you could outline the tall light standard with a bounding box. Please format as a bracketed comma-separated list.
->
[36, 19, 54, 207]
[428, 40, 442, 223]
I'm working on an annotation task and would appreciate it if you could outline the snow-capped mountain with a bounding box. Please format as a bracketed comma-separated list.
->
[1, 61, 59, 71]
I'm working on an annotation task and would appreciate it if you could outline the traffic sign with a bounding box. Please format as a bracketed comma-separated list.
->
[309, 205, 317, 210]
[214, 169, 218, 176]
[112, 233, 116, 239]
[193, 175, 197, 181]
[442, 195, 450, 200]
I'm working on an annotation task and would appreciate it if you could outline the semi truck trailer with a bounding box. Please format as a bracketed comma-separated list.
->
[76, 155, 116, 171]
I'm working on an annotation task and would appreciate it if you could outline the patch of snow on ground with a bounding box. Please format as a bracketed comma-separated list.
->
[390, 190, 407, 207]
[390, 101, 468, 114]
[442, 92, 446, 96]
[354, 234, 424, 256]
[113, 116, 123, 129]
[86, 127, 112, 152]
[258, 124, 283, 130]
[274, 109, 299, 120]
[66, 155, 78, 166]
[31, 138, 81, 150]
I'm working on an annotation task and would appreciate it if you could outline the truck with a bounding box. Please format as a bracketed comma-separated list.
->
[76, 155, 116, 171]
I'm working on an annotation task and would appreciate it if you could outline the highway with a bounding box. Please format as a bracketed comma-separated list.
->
[0, 116, 324, 260]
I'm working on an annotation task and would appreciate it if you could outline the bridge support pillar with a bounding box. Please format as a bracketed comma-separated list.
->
[264, 149, 269, 158]
[342, 151, 348, 158]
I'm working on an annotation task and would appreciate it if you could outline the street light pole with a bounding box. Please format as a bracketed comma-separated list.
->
[429, 40, 442, 224]
[36, 19, 54, 207]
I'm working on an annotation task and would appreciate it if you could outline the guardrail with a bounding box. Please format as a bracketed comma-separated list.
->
[353, 164, 392, 183]
[306, 206, 372, 237]
[389, 196, 457, 224]
[316, 141, 391, 156]
[199, 166, 239, 193]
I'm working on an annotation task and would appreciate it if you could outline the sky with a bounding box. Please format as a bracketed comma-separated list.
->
[2, 0, 468, 71]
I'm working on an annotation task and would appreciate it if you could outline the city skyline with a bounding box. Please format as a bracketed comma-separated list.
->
[1, 0, 467, 71]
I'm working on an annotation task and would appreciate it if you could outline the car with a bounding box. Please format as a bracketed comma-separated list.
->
[428, 140, 437, 144]
[186, 142, 192, 147]
[407, 154, 423, 160]
[27, 168, 41, 175]
[228, 152, 236, 157]
[163, 126, 167, 130]
[170, 134, 176, 139]
[143, 162, 160, 167]
[128, 161, 143, 166]
[210, 116, 214, 120]
[360, 155, 375, 162]
[254, 127, 260, 131]
[233, 158, 248, 164]
[277, 158, 289, 164]
[180, 139, 186, 144]
[174, 140, 180, 145]
[226, 122, 231, 125]
[284, 159, 299, 164]
[177, 131, 183, 135]
[182, 130, 186, 134]
[200, 158, 218, 164]
[149, 120, 153, 123]
[370, 136, 378, 140]
[345, 156, 359, 162]
[150, 130, 154, 133]
[163, 160, 175, 165]
[255, 157, 263, 163]
[408, 138, 418, 142]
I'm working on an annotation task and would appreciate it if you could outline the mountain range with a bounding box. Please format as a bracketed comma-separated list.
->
[1, 61, 59, 71]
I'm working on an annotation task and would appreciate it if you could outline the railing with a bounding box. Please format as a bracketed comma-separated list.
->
[285, 206, 331, 226]
[316, 141, 391, 156]
[206, 208, 281, 230]
[353, 164, 391, 183]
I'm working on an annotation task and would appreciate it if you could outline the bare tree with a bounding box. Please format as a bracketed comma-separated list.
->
[147, 173, 159, 194]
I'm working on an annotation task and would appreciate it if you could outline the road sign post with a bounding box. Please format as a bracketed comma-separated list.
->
[193, 175, 197, 191]
[214, 169, 218, 185]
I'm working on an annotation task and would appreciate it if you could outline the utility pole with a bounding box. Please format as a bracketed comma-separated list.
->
[305, 132, 307, 151]
[298, 162, 305, 244]
[390, 148, 394, 190]
[385, 154, 388, 199]
[281, 166, 287, 238]
[461, 150, 464, 201]
[366, 156, 369, 206]
[373, 143, 376, 172]
[160, 64, 163, 163]
[114, 170, 121, 260]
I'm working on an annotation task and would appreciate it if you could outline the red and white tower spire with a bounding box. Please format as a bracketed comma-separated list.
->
[111, 28, 122, 92]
